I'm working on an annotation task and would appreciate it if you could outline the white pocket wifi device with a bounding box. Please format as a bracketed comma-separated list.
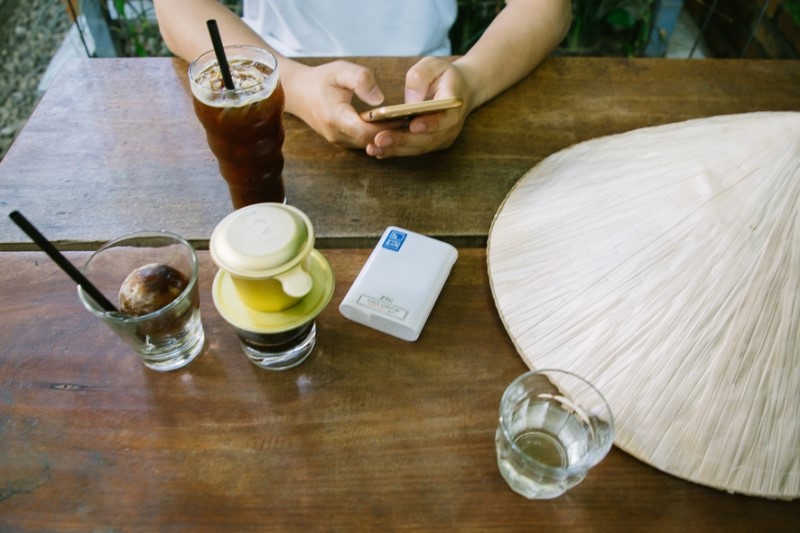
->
[339, 227, 458, 341]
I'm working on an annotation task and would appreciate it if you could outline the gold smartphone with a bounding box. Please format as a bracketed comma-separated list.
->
[360, 97, 463, 122]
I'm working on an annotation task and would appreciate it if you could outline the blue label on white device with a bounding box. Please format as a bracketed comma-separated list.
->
[382, 229, 407, 252]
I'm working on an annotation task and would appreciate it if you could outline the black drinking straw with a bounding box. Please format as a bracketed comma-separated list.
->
[8, 211, 119, 313]
[206, 19, 235, 90]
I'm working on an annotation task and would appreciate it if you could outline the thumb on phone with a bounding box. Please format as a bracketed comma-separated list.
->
[348, 66, 385, 106]
[404, 57, 451, 102]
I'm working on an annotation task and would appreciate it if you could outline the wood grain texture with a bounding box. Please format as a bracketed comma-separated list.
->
[1, 57, 799, 250]
[1, 250, 798, 531]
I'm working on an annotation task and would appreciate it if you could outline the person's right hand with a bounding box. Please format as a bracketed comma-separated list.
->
[367, 57, 471, 159]
[283, 60, 397, 149]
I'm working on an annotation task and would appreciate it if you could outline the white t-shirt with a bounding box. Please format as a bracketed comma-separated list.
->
[242, 0, 458, 57]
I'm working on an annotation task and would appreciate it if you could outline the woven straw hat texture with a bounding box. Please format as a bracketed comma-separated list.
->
[487, 112, 799, 500]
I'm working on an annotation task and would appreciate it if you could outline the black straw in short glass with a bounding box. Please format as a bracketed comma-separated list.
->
[8, 210, 119, 313]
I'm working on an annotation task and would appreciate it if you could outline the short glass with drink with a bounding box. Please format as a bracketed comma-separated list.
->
[210, 203, 335, 370]
[495, 369, 614, 499]
[189, 45, 286, 208]
[78, 231, 205, 372]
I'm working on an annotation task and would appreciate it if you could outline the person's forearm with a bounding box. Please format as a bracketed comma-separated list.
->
[454, 0, 571, 111]
[154, 0, 276, 62]
[153, 0, 310, 116]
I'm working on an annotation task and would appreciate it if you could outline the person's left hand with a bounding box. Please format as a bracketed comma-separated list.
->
[366, 57, 472, 159]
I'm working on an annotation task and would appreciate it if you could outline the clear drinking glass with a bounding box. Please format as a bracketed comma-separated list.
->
[78, 231, 205, 371]
[234, 320, 317, 370]
[210, 203, 335, 371]
[495, 369, 614, 499]
[189, 45, 286, 209]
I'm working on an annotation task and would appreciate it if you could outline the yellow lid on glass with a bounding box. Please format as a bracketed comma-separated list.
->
[212, 250, 335, 333]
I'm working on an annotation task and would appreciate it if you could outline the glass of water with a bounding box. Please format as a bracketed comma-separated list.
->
[495, 369, 614, 499]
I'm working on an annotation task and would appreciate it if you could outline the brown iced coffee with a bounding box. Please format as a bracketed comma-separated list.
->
[189, 46, 285, 208]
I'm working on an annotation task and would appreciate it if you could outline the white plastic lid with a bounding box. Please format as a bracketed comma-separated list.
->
[210, 203, 314, 279]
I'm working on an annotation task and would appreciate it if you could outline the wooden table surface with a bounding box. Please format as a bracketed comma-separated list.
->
[1, 56, 799, 530]
[1, 57, 799, 249]
[1, 250, 798, 531]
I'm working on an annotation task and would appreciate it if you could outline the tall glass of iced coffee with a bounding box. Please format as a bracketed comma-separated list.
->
[189, 46, 285, 208]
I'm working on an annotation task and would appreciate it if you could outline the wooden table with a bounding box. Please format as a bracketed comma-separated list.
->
[1, 57, 799, 250]
[1, 57, 799, 531]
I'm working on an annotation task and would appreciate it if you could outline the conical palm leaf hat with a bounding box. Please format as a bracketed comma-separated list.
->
[487, 112, 799, 500]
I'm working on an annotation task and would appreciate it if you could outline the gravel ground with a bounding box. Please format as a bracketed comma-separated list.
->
[0, 1, 247, 162]
[0, 0, 71, 160]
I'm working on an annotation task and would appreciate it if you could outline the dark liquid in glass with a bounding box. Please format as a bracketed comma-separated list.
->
[191, 59, 286, 208]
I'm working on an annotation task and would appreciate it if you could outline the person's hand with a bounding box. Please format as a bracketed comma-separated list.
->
[366, 57, 472, 159]
[283, 60, 397, 149]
